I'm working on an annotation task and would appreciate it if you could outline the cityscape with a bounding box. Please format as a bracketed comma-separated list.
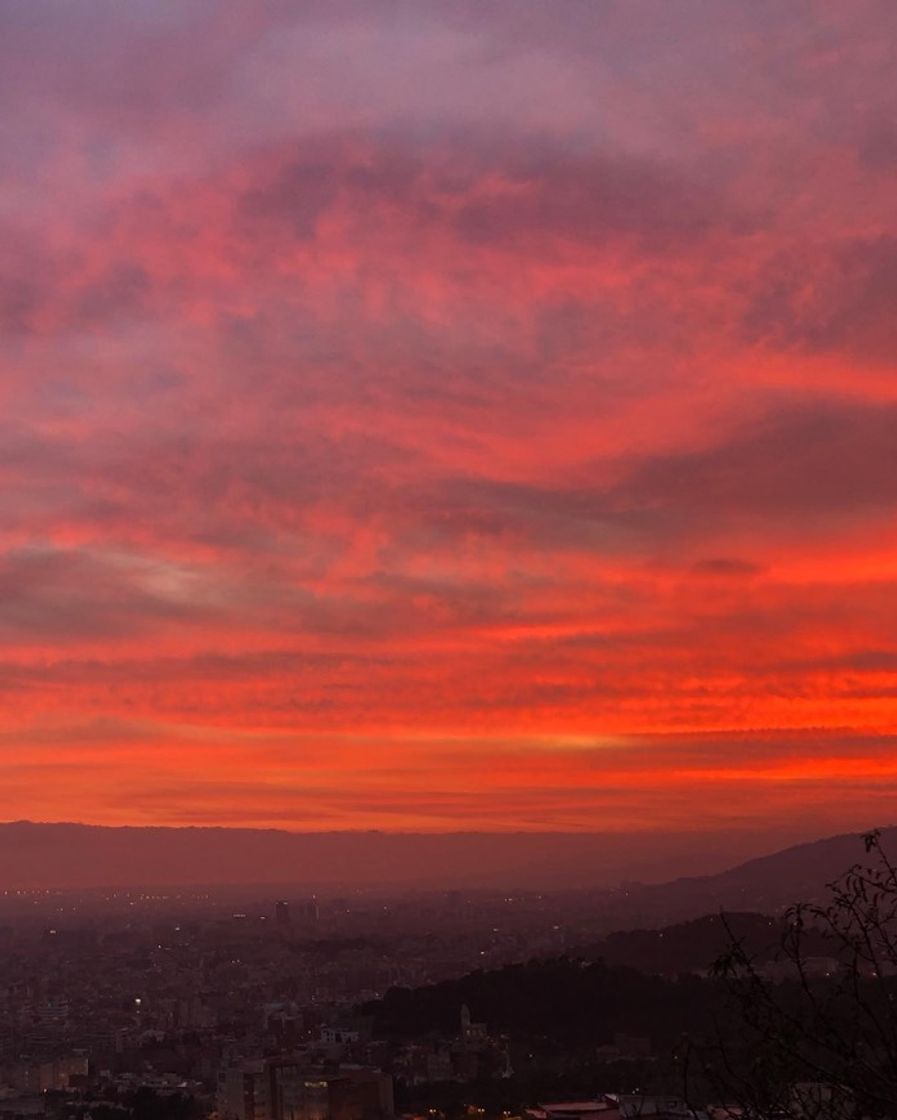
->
[3, 2, 897, 1120]
[0, 826, 894, 1120]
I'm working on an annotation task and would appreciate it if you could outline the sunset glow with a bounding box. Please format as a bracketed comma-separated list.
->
[4, 1, 897, 838]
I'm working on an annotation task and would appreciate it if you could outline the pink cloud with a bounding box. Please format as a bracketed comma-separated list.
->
[2, 1, 897, 840]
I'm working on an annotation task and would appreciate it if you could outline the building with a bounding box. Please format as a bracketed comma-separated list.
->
[618, 1097, 693, 1120]
[219, 1059, 392, 1120]
[218, 1060, 274, 1120]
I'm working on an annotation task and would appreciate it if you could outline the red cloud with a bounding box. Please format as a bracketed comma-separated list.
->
[1, 1, 896, 848]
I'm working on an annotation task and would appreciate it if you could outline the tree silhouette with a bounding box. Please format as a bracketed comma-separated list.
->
[697, 831, 897, 1120]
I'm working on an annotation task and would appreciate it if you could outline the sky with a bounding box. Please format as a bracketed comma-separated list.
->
[2, 0, 897, 845]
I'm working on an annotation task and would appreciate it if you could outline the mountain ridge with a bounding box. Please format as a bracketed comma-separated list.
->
[0, 821, 892, 906]
[616, 824, 897, 921]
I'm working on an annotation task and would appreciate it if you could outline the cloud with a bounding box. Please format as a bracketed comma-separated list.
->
[691, 558, 763, 577]
[1, 0, 896, 841]
[614, 397, 897, 527]
[744, 236, 897, 364]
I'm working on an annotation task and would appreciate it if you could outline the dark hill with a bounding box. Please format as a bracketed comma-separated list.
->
[618, 826, 897, 921]
[363, 956, 722, 1049]
[578, 912, 835, 975]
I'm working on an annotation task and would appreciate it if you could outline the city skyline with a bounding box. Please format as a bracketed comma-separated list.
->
[3, 2, 897, 840]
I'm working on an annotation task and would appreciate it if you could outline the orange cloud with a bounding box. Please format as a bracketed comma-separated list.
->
[1, 1, 896, 847]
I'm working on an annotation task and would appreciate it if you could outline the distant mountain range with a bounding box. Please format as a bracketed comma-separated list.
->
[0, 820, 763, 891]
[0, 821, 892, 914]
[610, 825, 897, 922]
